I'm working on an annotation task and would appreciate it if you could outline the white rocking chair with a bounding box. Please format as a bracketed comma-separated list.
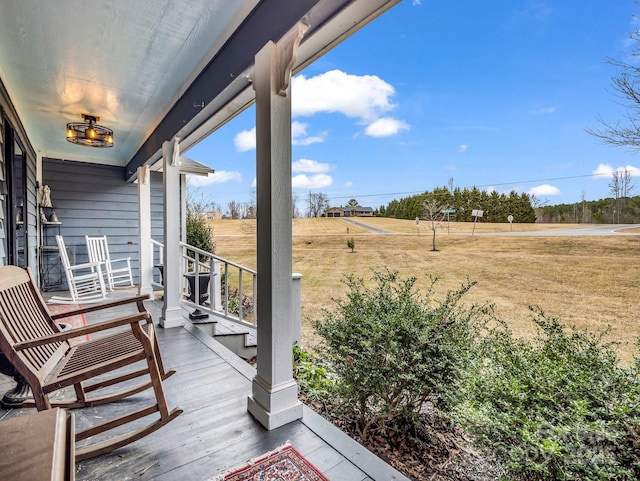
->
[85, 235, 134, 290]
[50, 235, 107, 304]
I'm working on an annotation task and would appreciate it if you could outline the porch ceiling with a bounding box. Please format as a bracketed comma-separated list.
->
[0, 0, 399, 175]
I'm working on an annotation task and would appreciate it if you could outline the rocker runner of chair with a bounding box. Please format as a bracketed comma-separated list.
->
[51, 235, 107, 304]
[0, 266, 182, 461]
[85, 235, 134, 290]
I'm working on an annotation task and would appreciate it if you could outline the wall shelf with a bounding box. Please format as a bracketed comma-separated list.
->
[39, 206, 62, 291]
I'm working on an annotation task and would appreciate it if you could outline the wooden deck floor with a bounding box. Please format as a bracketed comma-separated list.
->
[0, 294, 409, 481]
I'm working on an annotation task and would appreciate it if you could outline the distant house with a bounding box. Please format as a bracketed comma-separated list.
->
[323, 206, 374, 217]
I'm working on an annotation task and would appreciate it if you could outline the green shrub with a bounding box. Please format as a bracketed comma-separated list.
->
[292, 344, 335, 402]
[307, 269, 640, 479]
[456, 309, 640, 480]
[347, 237, 355, 252]
[186, 198, 215, 263]
[313, 269, 492, 440]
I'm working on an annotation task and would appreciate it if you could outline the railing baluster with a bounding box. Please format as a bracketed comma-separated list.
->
[238, 269, 243, 322]
[224, 263, 229, 317]
[209, 258, 215, 312]
[158, 241, 259, 329]
[253, 274, 257, 323]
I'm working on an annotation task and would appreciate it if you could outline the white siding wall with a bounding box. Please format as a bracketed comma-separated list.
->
[42, 158, 141, 288]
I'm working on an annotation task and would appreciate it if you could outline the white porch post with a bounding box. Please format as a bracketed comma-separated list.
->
[247, 24, 307, 430]
[160, 138, 184, 328]
[137, 165, 153, 297]
[181, 174, 187, 245]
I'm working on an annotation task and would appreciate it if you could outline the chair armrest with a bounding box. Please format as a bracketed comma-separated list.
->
[49, 294, 151, 320]
[67, 261, 103, 271]
[15, 312, 151, 351]
[109, 257, 132, 264]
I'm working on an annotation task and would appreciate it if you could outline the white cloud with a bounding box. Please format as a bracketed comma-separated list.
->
[235, 122, 326, 151]
[413, 0, 422, 5]
[251, 177, 256, 188]
[187, 171, 241, 187]
[592, 163, 640, 179]
[237, 70, 409, 143]
[593, 163, 614, 178]
[627, 165, 640, 176]
[292, 121, 326, 146]
[364, 117, 410, 137]
[292, 159, 330, 173]
[529, 184, 561, 196]
[234, 127, 255, 152]
[343, 181, 353, 188]
[252, 169, 333, 188]
[531, 106, 556, 115]
[293, 135, 325, 146]
[292, 174, 333, 189]
[292, 70, 398, 123]
[459, 144, 468, 153]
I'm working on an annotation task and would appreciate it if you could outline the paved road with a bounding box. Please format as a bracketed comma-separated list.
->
[341, 219, 640, 236]
[340, 217, 395, 234]
[480, 224, 640, 236]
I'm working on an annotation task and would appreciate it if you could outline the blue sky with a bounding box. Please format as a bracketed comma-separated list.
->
[186, 0, 640, 215]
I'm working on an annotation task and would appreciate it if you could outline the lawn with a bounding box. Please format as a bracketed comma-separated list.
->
[210, 218, 640, 363]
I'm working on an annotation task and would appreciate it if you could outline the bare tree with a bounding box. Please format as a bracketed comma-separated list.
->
[307, 192, 329, 217]
[610, 168, 636, 222]
[609, 170, 622, 223]
[246, 189, 257, 219]
[581, 190, 589, 224]
[587, 11, 640, 151]
[186, 186, 220, 218]
[530, 194, 549, 209]
[292, 193, 300, 218]
[227, 200, 241, 219]
[623, 168, 634, 197]
[422, 196, 448, 252]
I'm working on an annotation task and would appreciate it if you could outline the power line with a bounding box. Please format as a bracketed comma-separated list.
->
[327, 171, 620, 202]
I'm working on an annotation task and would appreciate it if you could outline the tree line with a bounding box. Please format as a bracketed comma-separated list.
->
[379, 186, 537, 223]
[536, 194, 640, 224]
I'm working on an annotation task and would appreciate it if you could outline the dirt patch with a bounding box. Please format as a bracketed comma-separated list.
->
[616, 226, 640, 233]
[304, 398, 502, 480]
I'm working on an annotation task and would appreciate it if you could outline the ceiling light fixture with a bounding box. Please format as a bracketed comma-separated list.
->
[66, 114, 114, 148]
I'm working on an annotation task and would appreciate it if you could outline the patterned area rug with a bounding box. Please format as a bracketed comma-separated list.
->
[213, 444, 329, 481]
[47, 303, 89, 344]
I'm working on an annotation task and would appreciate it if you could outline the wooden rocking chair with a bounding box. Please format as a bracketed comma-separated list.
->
[0, 266, 182, 461]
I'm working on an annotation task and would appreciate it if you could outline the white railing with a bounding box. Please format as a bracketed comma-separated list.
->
[150, 239, 302, 344]
[179, 241, 256, 328]
[151, 239, 164, 292]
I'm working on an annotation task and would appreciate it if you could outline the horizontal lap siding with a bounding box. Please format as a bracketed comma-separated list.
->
[151, 171, 164, 275]
[151, 171, 164, 241]
[43, 158, 141, 286]
[25, 152, 37, 271]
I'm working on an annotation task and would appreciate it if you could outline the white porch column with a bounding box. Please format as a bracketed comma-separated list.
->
[137, 165, 153, 297]
[247, 24, 308, 430]
[160, 138, 184, 328]
[181, 174, 187, 245]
